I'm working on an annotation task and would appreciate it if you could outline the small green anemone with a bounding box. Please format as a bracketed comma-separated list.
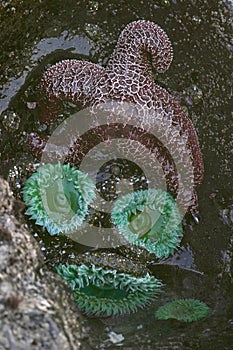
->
[23, 163, 95, 235]
[57, 263, 163, 317]
[112, 189, 182, 258]
[155, 299, 210, 322]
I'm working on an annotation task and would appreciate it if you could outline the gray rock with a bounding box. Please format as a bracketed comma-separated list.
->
[0, 177, 83, 350]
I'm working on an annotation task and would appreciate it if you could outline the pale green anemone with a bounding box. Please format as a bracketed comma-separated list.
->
[112, 189, 183, 258]
[57, 263, 163, 317]
[155, 299, 210, 322]
[23, 163, 95, 235]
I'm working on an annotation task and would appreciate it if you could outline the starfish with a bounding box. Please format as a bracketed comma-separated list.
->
[30, 20, 204, 218]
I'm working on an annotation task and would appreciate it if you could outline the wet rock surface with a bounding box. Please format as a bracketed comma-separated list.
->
[2, 166, 232, 350]
[0, 177, 84, 350]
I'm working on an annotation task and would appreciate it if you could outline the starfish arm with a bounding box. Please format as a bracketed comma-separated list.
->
[107, 20, 173, 74]
[153, 85, 204, 186]
[39, 59, 105, 122]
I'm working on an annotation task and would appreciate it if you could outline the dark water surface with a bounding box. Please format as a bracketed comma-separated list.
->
[0, 1, 232, 349]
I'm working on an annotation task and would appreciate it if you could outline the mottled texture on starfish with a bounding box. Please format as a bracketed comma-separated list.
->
[35, 20, 203, 215]
[39, 60, 105, 121]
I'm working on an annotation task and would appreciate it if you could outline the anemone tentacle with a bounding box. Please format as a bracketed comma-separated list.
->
[155, 299, 210, 322]
[23, 163, 95, 235]
[57, 263, 163, 317]
[112, 188, 183, 258]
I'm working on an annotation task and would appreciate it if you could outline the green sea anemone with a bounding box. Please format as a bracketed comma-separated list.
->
[23, 163, 95, 235]
[56, 263, 163, 317]
[112, 189, 182, 258]
[155, 299, 210, 322]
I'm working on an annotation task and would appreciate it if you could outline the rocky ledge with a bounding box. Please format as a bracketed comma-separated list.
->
[0, 177, 83, 350]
